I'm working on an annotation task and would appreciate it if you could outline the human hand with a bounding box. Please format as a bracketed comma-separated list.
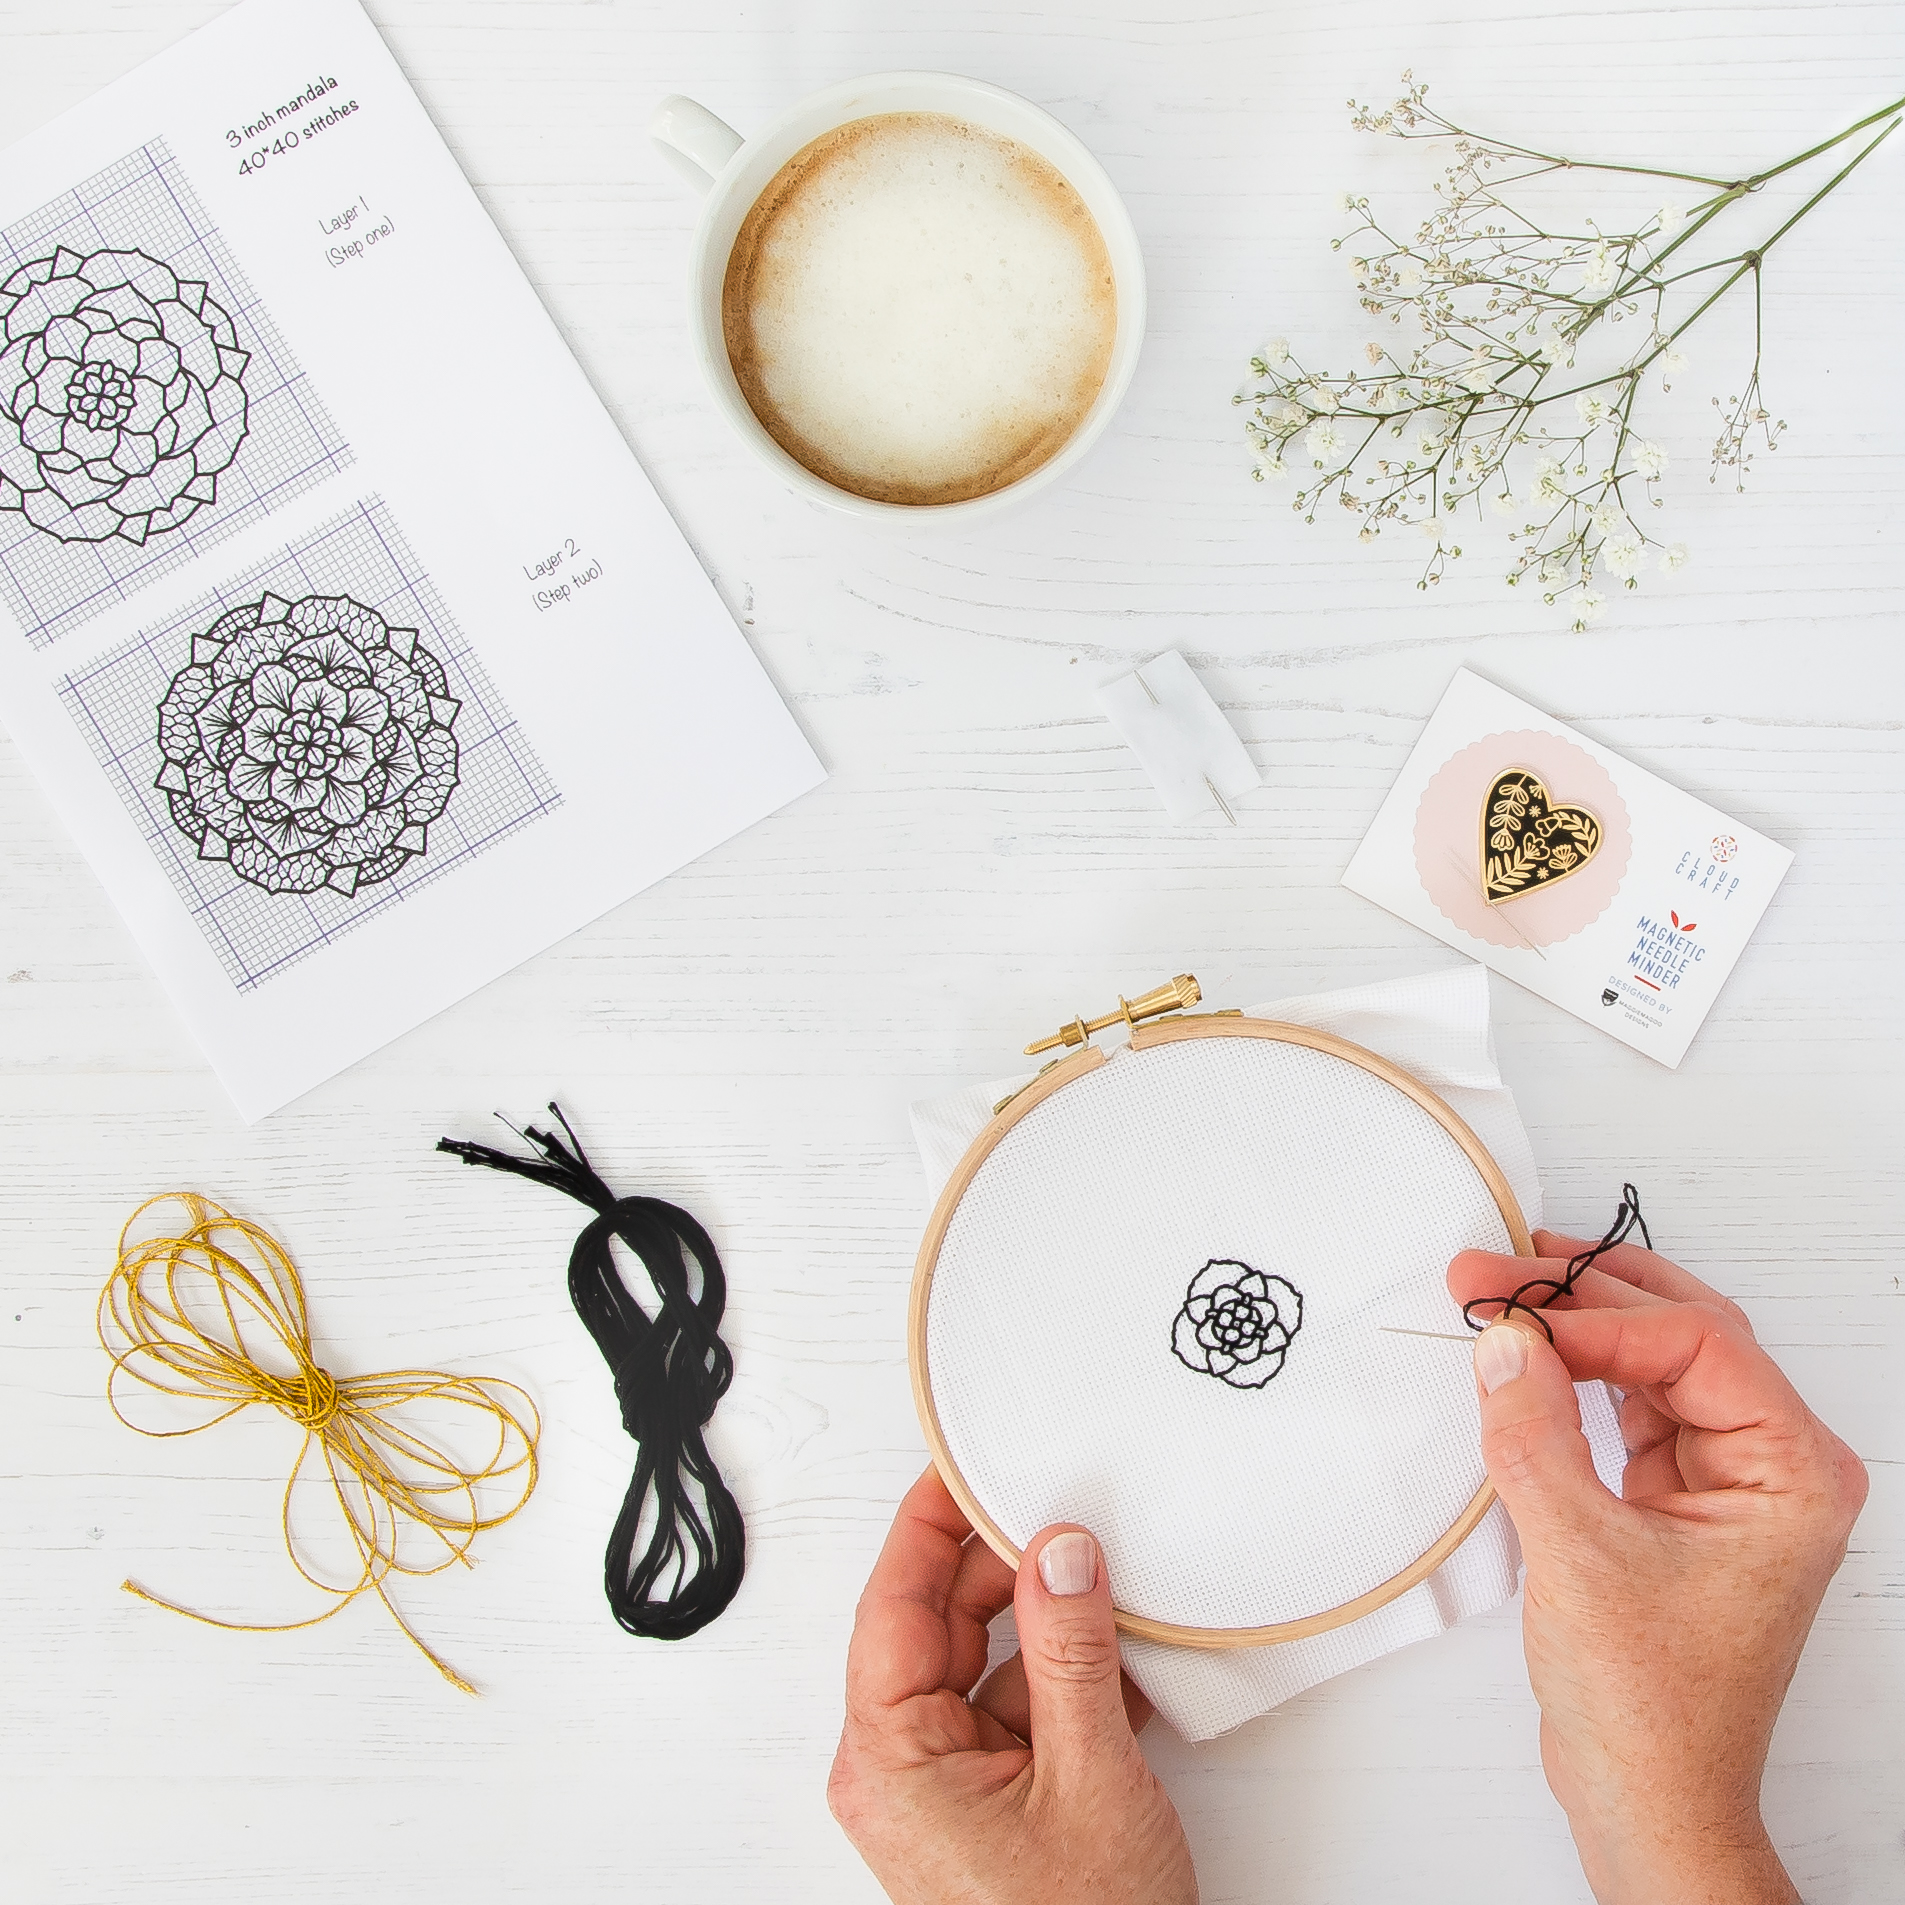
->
[828, 1467, 1197, 1905]
[1448, 1229, 1867, 1905]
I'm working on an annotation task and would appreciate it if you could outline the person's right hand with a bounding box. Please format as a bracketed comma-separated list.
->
[1447, 1229, 1867, 1905]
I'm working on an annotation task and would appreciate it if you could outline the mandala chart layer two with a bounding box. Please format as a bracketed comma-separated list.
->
[0, 142, 349, 649]
[59, 498, 559, 991]
[0, 246, 249, 545]
[156, 592, 460, 897]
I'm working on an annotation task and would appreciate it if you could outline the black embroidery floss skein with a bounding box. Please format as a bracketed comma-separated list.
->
[1462, 1182, 1652, 1343]
[438, 1105, 745, 1641]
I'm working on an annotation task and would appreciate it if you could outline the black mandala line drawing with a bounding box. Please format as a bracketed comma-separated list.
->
[1171, 1260, 1304, 1389]
[58, 496, 555, 991]
[155, 591, 461, 898]
[0, 246, 250, 546]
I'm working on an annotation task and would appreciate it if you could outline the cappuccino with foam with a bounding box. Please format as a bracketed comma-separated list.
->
[722, 113, 1117, 507]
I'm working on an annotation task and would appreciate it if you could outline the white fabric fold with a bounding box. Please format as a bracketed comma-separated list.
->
[909, 963, 1625, 1741]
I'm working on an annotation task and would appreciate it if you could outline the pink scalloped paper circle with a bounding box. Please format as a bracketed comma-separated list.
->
[1413, 729, 1633, 950]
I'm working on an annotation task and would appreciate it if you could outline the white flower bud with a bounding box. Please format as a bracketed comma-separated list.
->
[1601, 535, 1643, 580]
[1305, 417, 1346, 463]
[1579, 245, 1619, 295]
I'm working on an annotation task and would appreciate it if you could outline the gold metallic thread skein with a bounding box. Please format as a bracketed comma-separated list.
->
[98, 1193, 540, 1694]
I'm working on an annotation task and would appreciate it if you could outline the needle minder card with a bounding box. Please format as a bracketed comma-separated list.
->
[0, 0, 823, 1118]
[1342, 669, 1792, 1067]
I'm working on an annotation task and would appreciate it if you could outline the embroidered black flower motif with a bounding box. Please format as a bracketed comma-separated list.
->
[154, 591, 460, 897]
[0, 246, 249, 545]
[1171, 1260, 1303, 1388]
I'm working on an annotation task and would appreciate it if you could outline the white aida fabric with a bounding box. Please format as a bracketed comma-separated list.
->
[911, 965, 1625, 1740]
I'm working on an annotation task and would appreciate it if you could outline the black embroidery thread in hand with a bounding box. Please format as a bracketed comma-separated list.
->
[1171, 1260, 1304, 1388]
[438, 1105, 744, 1641]
[1462, 1182, 1651, 1344]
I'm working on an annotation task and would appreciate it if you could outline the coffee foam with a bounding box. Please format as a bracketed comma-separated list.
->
[722, 113, 1118, 507]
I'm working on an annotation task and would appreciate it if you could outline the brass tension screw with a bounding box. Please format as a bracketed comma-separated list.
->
[1025, 975, 1203, 1055]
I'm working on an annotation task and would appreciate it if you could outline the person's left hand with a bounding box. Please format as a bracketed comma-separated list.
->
[827, 1466, 1198, 1905]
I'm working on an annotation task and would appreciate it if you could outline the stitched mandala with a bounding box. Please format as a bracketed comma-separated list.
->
[0, 246, 249, 545]
[1171, 1260, 1303, 1388]
[154, 591, 461, 897]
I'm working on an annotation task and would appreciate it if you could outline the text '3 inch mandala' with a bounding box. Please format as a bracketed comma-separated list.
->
[155, 592, 461, 897]
[0, 246, 250, 546]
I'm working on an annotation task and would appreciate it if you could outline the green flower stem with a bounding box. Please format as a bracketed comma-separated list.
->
[1406, 113, 1737, 189]
[1404, 89, 1903, 197]
[1532, 114, 1899, 414]
[1611, 101, 1902, 304]
[1248, 82, 1902, 612]
[1743, 92, 1905, 186]
[1634, 114, 1900, 376]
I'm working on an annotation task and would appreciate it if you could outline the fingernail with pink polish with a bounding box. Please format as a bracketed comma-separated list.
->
[1474, 1323, 1530, 1395]
[1038, 1532, 1098, 1596]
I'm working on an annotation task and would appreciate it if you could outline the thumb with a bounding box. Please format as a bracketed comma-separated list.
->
[1014, 1526, 1134, 1782]
[1473, 1320, 1620, 1555]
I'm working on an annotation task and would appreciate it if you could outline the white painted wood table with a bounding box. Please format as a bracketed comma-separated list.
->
[2, 3, 1899, 1900]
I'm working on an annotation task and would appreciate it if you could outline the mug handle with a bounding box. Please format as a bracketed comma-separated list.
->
[650, 96, 745, 196]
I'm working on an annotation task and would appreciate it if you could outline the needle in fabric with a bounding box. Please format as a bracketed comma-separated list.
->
[1381, 1186, 1652, 1348]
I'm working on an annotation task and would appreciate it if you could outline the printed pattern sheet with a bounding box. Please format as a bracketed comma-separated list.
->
[0, 0, 825, 1118]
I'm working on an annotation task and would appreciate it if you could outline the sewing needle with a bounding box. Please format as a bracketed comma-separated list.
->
[1378, 1326, 1477, 1343]
[1450, 849, 1546, 960]
[1137, 666, 1238, 826]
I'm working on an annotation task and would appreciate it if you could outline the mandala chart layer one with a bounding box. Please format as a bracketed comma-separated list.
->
[156, 592, 459, 897]
[0, 141, 350, 651]
[0, 246, 249, 545]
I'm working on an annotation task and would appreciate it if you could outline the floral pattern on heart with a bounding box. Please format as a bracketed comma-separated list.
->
[1481, 768, 1602, 905]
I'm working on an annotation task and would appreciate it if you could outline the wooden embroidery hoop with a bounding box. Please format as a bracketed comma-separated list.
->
[909, 1004, 1534, 1651]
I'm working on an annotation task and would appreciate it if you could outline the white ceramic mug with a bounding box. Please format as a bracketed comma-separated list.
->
[650, 73, 1147, 524]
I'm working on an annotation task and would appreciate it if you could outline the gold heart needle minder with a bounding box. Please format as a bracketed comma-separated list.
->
[1480, 768, 1603, 906]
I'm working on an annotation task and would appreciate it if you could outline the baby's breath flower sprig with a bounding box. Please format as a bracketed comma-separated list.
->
[1239, 77, 1903, 628]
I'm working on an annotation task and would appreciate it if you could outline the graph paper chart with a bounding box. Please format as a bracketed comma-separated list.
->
[59, 497, 562, 992]
[0, 141, 351, 650]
